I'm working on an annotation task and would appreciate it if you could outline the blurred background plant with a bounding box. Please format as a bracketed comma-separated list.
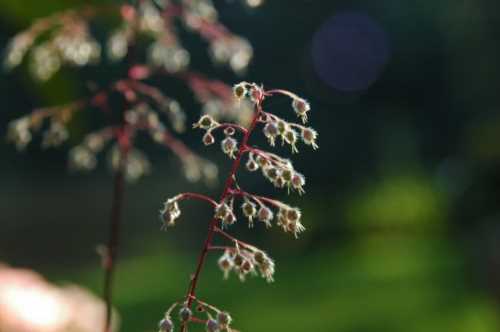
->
[1, 0, 262, 331]
[1, 0, 500, 332]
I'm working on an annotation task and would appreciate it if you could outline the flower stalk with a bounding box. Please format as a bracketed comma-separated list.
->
[159, 82, 318, 331]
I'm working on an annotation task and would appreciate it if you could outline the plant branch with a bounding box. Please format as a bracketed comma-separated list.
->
[180, 98, 264, 332]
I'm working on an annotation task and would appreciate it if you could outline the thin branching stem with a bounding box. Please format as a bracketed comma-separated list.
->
[180, 97, 264, 332]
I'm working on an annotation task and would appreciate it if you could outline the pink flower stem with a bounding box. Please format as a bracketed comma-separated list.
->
[180, 193, 218, 207]
[180, 97, 265, 332]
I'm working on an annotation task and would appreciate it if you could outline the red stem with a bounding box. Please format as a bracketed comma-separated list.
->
[103, 138, 129, 332]
[180, 98, 264, 331]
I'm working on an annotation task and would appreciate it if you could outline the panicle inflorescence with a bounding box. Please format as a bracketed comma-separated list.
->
[4, 0, 259, 81]
[6, 82, 218, 185]
[159, 82, 318, 331]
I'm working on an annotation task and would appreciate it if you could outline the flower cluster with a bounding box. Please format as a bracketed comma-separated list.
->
[4, 10, 100, 81]
[7, 80, 216, 184]
[4, 0, 261, 81]
[158, 301, 234, 332]
[218, 245, 275, 282]
[159, 82, 318, 331]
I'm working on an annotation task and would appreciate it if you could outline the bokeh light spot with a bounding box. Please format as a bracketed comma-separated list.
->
[312, 11, 390, 92]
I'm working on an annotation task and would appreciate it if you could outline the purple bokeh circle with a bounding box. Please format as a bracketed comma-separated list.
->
[311, 11, 390, 92]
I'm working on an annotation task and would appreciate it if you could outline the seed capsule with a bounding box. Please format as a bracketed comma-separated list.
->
[221, 137, 238, 158]
[217, 311, 232, 327]
[292, 97, 311, 123]
[246, 158, 259, 172]
[195, 115, 215, 129]
[203, 132, 215, 146]
[206, 318, 220, 332]
[233, 83, 247, 99]
[179, 307, 192, 322]
[301, 127, 319, 149]
[158, 317, 174, 332]
[257, 206, 273, 226]
[242, 200, 257, 219]
[287, 208, 301, 222]
[215, 203, 231, 219]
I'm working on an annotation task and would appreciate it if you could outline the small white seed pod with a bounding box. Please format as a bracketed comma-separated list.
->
[292, 97, 311, 123]
[203, 132, 215, 146]
[233, 82, 247, 99]
[159, 317, 174, 332]
[217, 311, 232, 327]
[179, 307, 192, 322]
[194, 115, 215, 129]
[301, 127, 319, 149]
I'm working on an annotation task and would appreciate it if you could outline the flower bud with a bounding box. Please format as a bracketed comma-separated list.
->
[277, 120, 288, 135]
[241, 259, 253, 273]
[159, 317, 174, 332]
[242, 200, 257, 219]
[281, 169, 293, 182]
[292, 97, 310, 123]
[179, 306, 192, 322]
[291, 173, 306, 194]
[273, 176, 286, 188]
[284, 129, 298, 148]
[218, 252, 233, 279]
[263, 122, 279, 146]
[194, 115, 215, 129]
[233, 83, 247, 99]
[206, 318, 220, 332]
[217, 311, 232, 327]
[255, 155, 269, 168]
[203, 132, 215, 146]
[221, 137, 238, 158]
[224, 127, 236, 136]
[246, 158, 259, 172]
[215, 203, 231, 220]
[257, 206, 273, 226]
[301, 127, 318, 149]
[233, 254, 244, 267]
[254, 251, 265, 264]
[249, 85, 263, 103]
[263, 166, 280, 181]
[223, 211, 237, 226]
[287, 208, 301, 222]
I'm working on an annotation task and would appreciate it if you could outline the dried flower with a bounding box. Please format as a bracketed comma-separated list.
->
[241, 199, 257, 226]
[292, 97, 311, 124]
[217, 311, 232, 328]
[284, 129, 299, 153]
[160, 196, 181, 229]
[221, 137, 238, 158]
[194, 115, 216, 130]
[291, 172, 306, 194]
[263, 122, 279, 146]
[179, 306, 192, 322]
[218, 252, 234, 279]
[245, 156, 259, 172]
[203, 132, 215, 146]
[301, 127, 319, 149]
[257, 205, 273, 227]
[206, 318, 220, 332]
[233, 82, 247, 99]
[158, 317, 174, 332]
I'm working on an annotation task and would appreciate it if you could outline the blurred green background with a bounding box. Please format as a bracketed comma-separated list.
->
[2, 0, 500, 331]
